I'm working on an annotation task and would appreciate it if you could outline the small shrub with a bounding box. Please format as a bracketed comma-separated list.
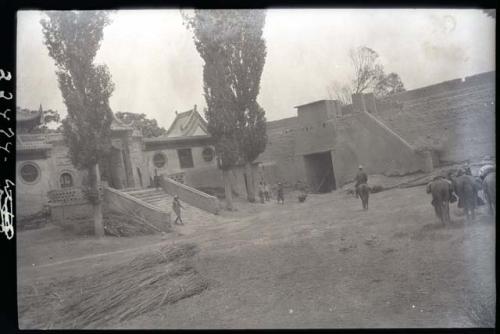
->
[370, 185, 384, 193]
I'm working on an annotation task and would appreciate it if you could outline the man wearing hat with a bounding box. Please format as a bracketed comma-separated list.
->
[354, 165, 368, 198]
[479, 163, 495, 181]
[463, 162, 472, 176]
[172, 195, 185, 225]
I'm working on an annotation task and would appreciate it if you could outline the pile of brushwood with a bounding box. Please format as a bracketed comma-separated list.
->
[103, 208, 163, 237]
[62, 208, 165, 237]
[18, 242, 209, 329]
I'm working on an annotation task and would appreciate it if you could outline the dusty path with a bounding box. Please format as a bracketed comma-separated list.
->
[18, 186, 495, 329]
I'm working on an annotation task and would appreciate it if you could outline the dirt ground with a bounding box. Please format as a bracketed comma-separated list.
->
[17, 184, 495, 329]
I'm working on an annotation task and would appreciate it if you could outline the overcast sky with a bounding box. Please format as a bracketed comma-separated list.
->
[17, 9, 495, 128]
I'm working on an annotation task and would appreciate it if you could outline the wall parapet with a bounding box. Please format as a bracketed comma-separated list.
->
[332, 106, 430, 187]
[103, 186, 171, 231]
[159, 175, 220, 214]
[357, 109, 417, 152]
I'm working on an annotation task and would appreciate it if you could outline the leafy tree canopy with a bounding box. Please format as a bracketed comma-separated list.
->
[374, 72, 406, 98]
[41, 11, 114, 170]
[115, 112, 167, 138]
[184, 10, 268, 166]
[328, 46, 406, 104]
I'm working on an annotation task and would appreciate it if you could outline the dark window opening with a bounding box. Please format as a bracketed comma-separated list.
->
[178, 148, 194, 168]
[60, 173, 73, 188]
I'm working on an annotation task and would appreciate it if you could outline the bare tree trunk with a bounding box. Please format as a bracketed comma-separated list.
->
[222, 169, 234, 211]
[245, 162, 256, 202]
[88, 164, 105, 237]
[230, 169, 239, 196]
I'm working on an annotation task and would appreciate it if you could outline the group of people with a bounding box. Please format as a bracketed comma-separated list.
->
[427, 161, 496, 224]
[171, 180, 287, 225]
[170, 160, 494, 226]
[258, 181, 285, 204]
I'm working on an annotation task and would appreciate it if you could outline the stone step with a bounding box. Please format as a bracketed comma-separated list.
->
[133, 192, 171, 201]
[124, 188, 163, 196]
[146, 198, 197, 211]
[121, 187, 143, 192]
[127, 190, 165, 198]
[145, 198, 171, 207]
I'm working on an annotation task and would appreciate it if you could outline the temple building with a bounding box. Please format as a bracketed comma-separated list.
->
[16, 105, 216, 217]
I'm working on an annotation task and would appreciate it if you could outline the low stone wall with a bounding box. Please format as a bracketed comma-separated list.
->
[103, 187, 171, 231]
[50, 202, 93, 228]
[184, 166, 224, 189]
[159, 176, 220, 214]
[48, 187, 93, 228]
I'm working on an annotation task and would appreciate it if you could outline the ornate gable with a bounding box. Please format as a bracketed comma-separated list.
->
[166, 105, 208, 138]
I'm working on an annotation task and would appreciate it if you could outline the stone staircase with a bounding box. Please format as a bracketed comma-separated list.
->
[123, 188, 173, 212]
[122, 188, 210, 231]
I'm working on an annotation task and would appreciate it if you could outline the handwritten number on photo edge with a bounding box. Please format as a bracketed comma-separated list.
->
[0, 68, 14, 238]
[0, 91, 13, 100]
[0, 180, 15, 240]
[0, 69, 11, 81]
[0, 109, 10, 121]
[0, 142, 11, 153]
[0, 128, 14, 138]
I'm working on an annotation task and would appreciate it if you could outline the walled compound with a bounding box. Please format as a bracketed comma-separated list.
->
[255, 71, 495, 192]
[16, 71, 495, 225]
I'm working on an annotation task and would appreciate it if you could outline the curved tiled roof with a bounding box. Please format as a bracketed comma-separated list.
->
[166, 107, 208, 137]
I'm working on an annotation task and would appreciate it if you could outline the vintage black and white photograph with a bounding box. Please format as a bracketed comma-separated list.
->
[15, 8, 495, 329]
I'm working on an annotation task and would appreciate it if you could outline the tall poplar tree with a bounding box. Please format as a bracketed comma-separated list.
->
[228, 10, 267, 203]
[184, 10, 240, 210]
[41, 11, 114, 236]
[185, 10, 268, 204]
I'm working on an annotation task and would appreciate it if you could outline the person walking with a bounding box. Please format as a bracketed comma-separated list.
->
[277, 182, 285, 204]
[354, 165, 368, 198]
[172, 195, 184, 225]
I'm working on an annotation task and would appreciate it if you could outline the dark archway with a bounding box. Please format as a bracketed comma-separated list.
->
[303, 151, 337, 193]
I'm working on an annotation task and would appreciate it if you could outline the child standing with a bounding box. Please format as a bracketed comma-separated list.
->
[264, 182, 270, 201]
[172, 195, 184, 225]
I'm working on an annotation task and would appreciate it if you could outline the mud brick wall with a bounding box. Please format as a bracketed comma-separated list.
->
[50, 202, 94, 229]
[184, 166, 224, 189]
[375, 71, 495, 163]
[47, 187, 93, 228]
[256, 117, 307, 185]
[333, 110, 428, 187]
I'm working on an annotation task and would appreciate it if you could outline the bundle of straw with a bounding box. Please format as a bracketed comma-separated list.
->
[53, 242, 208, 329]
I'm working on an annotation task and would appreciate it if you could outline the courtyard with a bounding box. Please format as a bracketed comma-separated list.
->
[17, 181, 495, 329]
